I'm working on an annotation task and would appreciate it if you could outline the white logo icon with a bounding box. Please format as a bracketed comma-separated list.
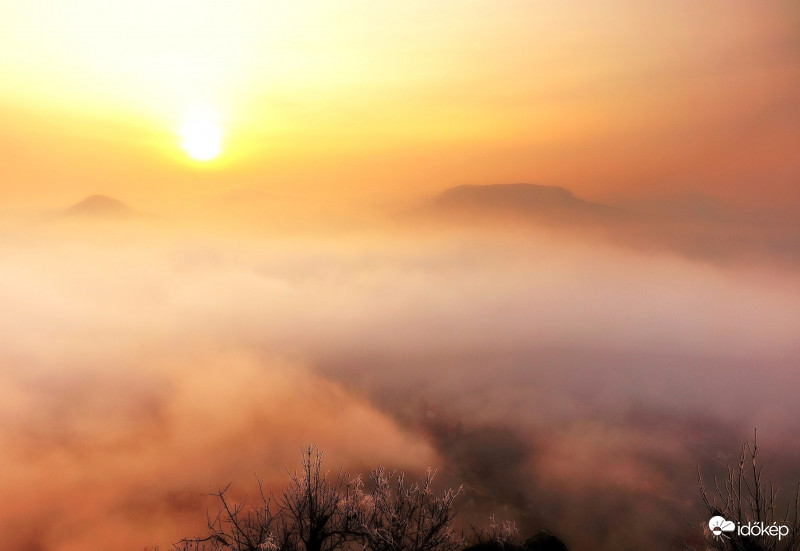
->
[709, 516, 736, 539]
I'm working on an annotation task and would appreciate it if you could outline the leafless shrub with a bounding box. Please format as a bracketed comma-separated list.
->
[177, 478, 296, 551]
[684, 432, 800, 551]
[177, 447, 522, 551]
[279, 447, 361, 551]
[487, 516, 520, 549]
[358, 466, 463, 551]
[467, 516, 520, 550]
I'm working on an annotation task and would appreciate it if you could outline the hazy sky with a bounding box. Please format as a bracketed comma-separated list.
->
[1, 1, 798, 210]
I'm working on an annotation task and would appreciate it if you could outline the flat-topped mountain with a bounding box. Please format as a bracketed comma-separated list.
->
[430, 183, 622, 225]
[436, 183, 592, 209]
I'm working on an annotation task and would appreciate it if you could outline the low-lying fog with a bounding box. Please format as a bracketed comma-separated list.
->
[2, 209, 799, 551]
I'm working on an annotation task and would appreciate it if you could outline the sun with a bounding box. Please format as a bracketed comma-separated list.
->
[179, 104, 223, 162]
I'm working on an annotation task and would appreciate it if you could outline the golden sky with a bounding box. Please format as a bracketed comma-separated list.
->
[1, 1, 798, 210]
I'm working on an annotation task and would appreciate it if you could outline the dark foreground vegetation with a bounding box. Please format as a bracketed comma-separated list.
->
[173, 447, 568, 551]
[682, 433, 800, 551]
[168, 435, 799, 551]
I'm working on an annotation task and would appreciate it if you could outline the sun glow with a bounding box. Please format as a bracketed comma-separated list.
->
[179, 104, 224, 162]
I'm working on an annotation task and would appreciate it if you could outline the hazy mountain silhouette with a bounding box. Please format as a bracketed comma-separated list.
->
[419, 183, 800, 265]
[429, 183, 624, 226]
[64, 195, 137, 218]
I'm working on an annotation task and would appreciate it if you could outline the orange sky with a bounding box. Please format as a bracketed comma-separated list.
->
[1, 1, 798, 211]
